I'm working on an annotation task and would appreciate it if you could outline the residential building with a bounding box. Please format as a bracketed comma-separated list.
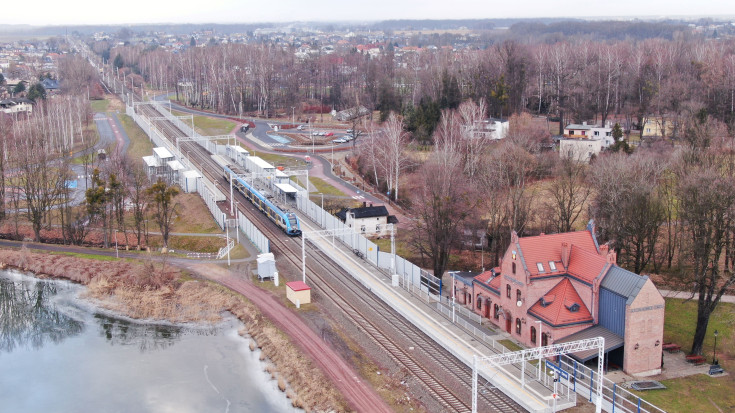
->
[559, 138, 602, 163]
[0, 97, 33, 115]
[466, 118, 509, 140]
[336, 203, 398, 237]
[451, 223, 664, 376]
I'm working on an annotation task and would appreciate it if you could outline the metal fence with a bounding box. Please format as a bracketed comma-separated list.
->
[555, 355, 666, 413]
[237, 210, 270, 253]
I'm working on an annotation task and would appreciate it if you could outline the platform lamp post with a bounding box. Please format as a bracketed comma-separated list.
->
[319, 193, 324, 227]
[713, 330, 719, 365]
[535, 320, 543, 379]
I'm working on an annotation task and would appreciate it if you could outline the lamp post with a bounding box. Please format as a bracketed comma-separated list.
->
[291, 106, 295, 124]
[114, 229, 119, 258]
[535, 320, 543, 379]
[713, 330, 719, 365]
[319, 193, 324, 227]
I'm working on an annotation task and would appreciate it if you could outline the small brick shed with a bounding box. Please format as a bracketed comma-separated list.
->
[286, 281, 311, 306]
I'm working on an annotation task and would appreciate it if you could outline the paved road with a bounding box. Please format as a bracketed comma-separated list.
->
[188, 263, 393, 413]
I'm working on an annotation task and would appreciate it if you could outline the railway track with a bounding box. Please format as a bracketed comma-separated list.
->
[115, 85, 525, 412]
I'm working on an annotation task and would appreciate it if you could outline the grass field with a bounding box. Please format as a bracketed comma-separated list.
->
[629, 298, 735, 412]
[251, 151, 308, 169]
[171, 109, 237, 138]
[307, 176, 346, 197]
[118, 114, 154, 165]
[90, 99, 110, 112]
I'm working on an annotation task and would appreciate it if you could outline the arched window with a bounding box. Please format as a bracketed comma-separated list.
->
[517, 289, 522, 303]
[516, 318, 522, 335]
[477, 295, 483, 310]
[494, 304, 500, 320]
[506, 284, 511, 298]
[531, 327, 537, 344]
[512, 262, 516, 274]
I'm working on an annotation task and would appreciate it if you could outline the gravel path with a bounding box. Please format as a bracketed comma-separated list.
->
[188, 263, 393, 413]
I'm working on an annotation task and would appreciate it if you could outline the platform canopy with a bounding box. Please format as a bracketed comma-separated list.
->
[554, 325, 624, 362]
[274, 183, 298, 194]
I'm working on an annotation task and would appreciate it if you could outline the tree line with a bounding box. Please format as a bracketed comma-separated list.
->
[96, 34, 735, 138]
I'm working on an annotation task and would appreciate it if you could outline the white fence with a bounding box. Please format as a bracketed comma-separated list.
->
[237, 210, 270, 253]
[119, 91, 271, 252]
[295, 191, 443, 297]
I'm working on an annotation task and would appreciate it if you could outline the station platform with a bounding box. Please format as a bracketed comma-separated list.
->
[302, 220, 576, 413]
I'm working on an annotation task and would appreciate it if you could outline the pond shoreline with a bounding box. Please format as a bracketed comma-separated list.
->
[0, 247, 347, 411]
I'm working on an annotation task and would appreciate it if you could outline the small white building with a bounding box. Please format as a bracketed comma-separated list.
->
[180, 170, 201, 193]
[226, 145, 249, 167]
[336, 204, 398, 238]
[286, 281, 311, 306]
[153, 147, 174, 165]
[466, 118, 508, 140]
[0, 98, 34, 115]
[559, 138, 602, 163]
[565, 122, 616, 148]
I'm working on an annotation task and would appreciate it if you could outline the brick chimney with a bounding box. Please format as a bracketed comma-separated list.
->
[606, 249, 617, 265]
[561, 242, 570, 269]
[599, 243, 609, 257]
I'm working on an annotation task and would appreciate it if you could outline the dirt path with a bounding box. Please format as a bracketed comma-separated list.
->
[188, 263, 393, 413]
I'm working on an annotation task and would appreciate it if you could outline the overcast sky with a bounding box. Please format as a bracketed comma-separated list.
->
[7, 0, 735, 26]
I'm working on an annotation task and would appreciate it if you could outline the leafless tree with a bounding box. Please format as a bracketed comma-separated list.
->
[545, 158, 592, 233]
[589, 151, 666, 273]
[410, 145, 480, 279]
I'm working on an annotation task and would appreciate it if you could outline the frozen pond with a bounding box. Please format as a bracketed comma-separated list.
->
[0, 269, 296, 413]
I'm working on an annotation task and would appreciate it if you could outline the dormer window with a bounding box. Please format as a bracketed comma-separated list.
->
[566, 303, 580, 313]
[536, 262, 545, 273]
[540, 294, 555, 307]
[548, 261, 557, 271]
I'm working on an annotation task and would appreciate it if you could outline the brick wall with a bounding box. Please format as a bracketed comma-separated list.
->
[623, 279, 665, 376]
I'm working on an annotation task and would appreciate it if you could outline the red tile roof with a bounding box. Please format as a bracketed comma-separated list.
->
[286, 281, 311, 291]
[528, 278, 593, 327]
[517, 230, 598, 277]
[473, 270, 501, 295]
[567, 244, 610, 285]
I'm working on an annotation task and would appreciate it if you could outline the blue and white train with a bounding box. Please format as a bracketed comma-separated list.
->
[223, 164, 301, 237]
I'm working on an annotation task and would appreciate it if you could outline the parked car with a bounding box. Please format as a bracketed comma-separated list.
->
[325, 132, 334, 137]
[297, 125, 305, 130]
[343, 135, 353, 141]
[318, 132, 327, 136]
[312, 131, 319, 136]
[332, 138, 348, 143]
[346, 129, 353, 134]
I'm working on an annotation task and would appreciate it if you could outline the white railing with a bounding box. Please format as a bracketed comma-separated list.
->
[217, 239, 235, 259]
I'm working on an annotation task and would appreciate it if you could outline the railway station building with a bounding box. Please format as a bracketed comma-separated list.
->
[452, 222, 664, 376]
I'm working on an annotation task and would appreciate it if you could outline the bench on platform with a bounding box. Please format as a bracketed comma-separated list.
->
[685, 355, 706, 365]
[662, 343, 681, 353]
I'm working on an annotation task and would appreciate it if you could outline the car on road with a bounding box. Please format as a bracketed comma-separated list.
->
[332, 138, 348, 143]
[297, 125, 306, 130]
